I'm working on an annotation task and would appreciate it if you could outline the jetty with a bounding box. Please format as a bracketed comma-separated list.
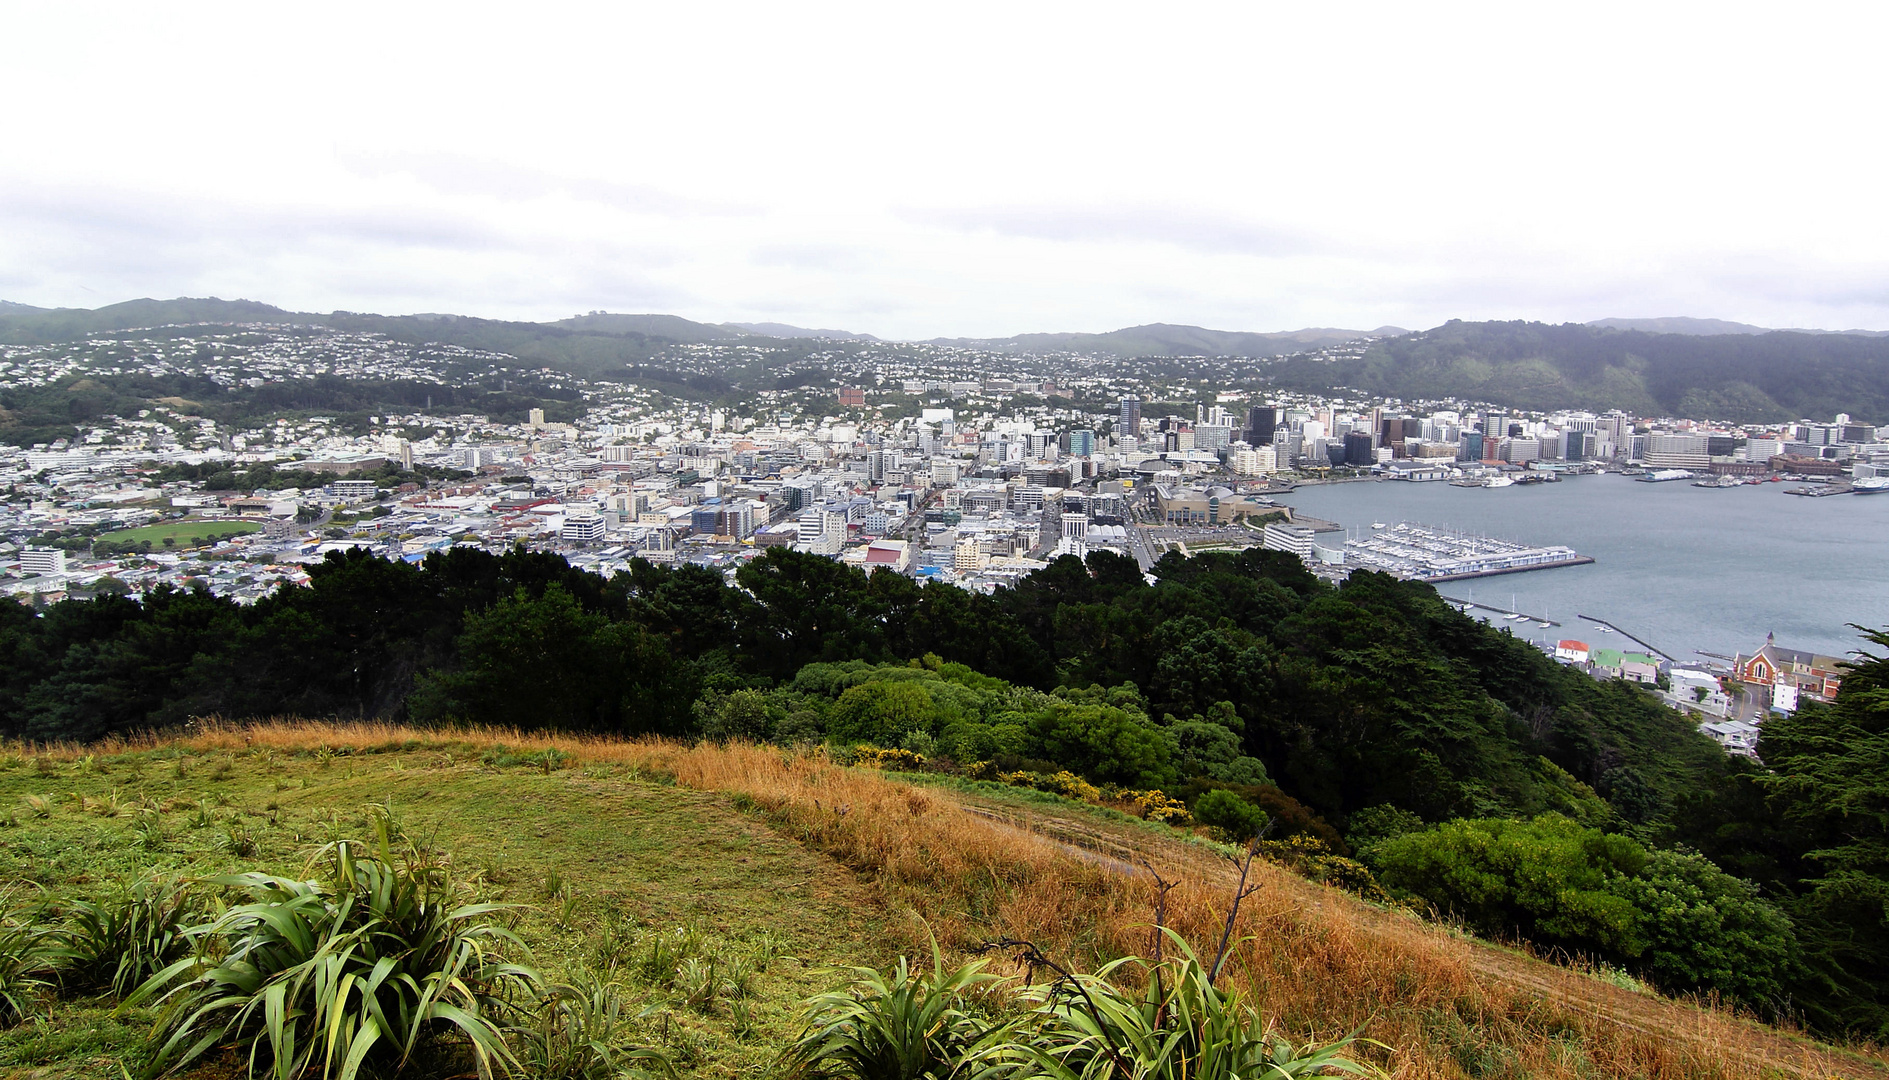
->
[1439, 595, 1559, 626]
[1577, 614, 1672, 662]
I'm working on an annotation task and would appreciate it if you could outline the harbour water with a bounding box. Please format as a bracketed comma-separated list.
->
[1274, 472, 1889, 662]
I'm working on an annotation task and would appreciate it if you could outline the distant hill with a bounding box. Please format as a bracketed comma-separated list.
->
[0, 299, 47, 313]
[1588, 316, 1889, 337]
[932, 322, 1405, 356]
[548, 312, 739, 342]
[724, 321, 880, 341]
[0, 297, 304, 343]
[0, 299, 754, 379]
[1269, 319, 1889, 423]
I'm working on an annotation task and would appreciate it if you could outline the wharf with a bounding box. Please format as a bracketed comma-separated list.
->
[1438, 595, 1559, 627]
[1341, 522, 1592, 583]
[1289, 514, 1345, 533]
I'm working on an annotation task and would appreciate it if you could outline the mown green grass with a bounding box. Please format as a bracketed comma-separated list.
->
[0, 744, 897, 1079]
[96, 519, 261, 547]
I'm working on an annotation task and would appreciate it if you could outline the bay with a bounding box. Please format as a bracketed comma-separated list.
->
[1272, 473, 1889, 663]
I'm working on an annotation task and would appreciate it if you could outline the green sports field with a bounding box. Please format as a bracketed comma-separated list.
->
[99, 518, 261, 546]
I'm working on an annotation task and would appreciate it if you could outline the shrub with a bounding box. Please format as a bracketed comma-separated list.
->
[1368, 816, 1646, 953]
[855, 746, 928, 772]
[57, 875, 201, 998]
[517, 969, 670, 1080]
[1254, 836, 1389, 903]
[0, 897, 58, 1027]
[784, 935, 1384, 1080]
[1038, 771, 1101, 803]
[779, 943, 1007, 1080]
[1016, 933, 1383, 1080]
[1192, 789, 1268, 843]
[129, 841, 540, 1080]
[1119, 789, 1191, 826]
[1178, 781, 1346, 853]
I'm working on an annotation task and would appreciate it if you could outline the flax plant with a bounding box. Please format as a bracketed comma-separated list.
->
[780, 939, 1016, 1080]
[128, 838, 539, 1080]
[1009, 931, 1383, 1080]
[58, 874, 201, 997]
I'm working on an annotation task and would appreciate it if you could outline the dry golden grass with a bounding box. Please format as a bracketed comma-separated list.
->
[16, 720, 1887, 1080]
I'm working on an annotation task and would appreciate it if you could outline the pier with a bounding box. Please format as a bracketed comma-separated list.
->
[1438, 595, 1560, 627]
[1341, 522, 1593, 583]
[1576, 614, 1673, 662]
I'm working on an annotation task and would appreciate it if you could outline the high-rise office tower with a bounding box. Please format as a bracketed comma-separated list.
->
[1244, 405, 1276, 447]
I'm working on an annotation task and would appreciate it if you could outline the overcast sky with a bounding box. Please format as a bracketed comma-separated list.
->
[3, 2, 1885, 338]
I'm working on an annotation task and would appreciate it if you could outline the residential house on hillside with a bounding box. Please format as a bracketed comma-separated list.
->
[1701, 718, 1761, 757]
[1620, 652, 1662, 684]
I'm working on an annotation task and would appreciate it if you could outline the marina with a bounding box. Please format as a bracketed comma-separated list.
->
[1338, 522, 1593, 582]
[1276, 471, 1889, 660]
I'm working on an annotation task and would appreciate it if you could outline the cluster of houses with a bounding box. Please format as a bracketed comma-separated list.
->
[1549, 631, 1848, 759]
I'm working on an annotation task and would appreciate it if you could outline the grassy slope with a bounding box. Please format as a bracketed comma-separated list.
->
[0, 738, 893, 1080]
[3, 724, 1882, 1080]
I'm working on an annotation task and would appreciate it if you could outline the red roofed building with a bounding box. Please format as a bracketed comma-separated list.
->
[1555, 640, 1590, 663]
[861, 539, 910, 573]
[1734, 633, 1845, 707]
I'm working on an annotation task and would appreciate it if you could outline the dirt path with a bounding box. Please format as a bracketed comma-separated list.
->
[959, 796, 1889, 1078]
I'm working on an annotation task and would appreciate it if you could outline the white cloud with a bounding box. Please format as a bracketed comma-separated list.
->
[1, 1, 1885, 337]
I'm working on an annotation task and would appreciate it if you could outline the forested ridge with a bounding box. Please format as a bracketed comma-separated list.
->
[3, 545, 1887, 1036]
[1269, 319, 1889, 423]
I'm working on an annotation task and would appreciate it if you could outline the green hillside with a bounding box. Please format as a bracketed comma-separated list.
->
[3, 728, 1876, 1080]
[935, 322, 1400, 357]
[0, 739, 891, 1080]
[1268, 319, 1889, 422]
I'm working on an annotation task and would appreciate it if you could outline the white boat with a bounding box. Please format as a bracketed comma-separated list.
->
[1371, 521, 1387, 529]
[1485, 476, 1515, 488]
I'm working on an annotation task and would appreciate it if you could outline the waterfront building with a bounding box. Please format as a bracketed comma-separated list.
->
[1643, 434, 1711, 469]
[1343, 431, 1375, 466]
[1229, 446, 1276, 475]
[1621, 653, 1662, 684]
[1733, 634, 1846, 708]
[1555, 640, 1590, 663]
[1499, 438, 1540, 464]
[1262, 521, 1317, 560]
